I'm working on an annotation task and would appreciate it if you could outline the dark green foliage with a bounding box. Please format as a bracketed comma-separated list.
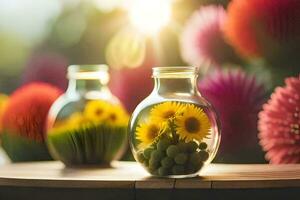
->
[47, 124, 127, 166]
[1, 133, 52, 162]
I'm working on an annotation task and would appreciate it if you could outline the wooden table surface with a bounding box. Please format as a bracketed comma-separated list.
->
[0, 161, 299, 200]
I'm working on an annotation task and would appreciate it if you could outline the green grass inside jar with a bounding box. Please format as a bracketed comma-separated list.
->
[135, 102, 211, 176]
[47, 100, 129, 165]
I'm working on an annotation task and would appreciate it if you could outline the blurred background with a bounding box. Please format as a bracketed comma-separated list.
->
[0, 0, 299, 164]
[0, 0, 263, 93]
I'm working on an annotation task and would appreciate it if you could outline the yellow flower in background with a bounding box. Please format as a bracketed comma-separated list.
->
[84, 100, 110, 123]
[136, 122, 164, 149]
[150, 102, 184, 123]
[175, 104, 211, 142]
[106, 105, 129, 126]
[49, 112, 90, 134]
[0, 94, 8, 131]
[68, 112, 92, 128]
[50, 101, 128, 135]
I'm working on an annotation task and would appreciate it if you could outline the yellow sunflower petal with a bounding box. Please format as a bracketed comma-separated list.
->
[150, 101, 185, 123]
[136, 121, 164, 149]
[175, 104, 211, 142]
[105, 104, 129, 126]
[50, 112, 91, 134]
[0, 94, 8, 131]
[84, 100, 111, 123]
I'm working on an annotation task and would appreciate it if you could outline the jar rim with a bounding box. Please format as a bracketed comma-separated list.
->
[67, 64, 109, 80]
[152, 66, 198, 78]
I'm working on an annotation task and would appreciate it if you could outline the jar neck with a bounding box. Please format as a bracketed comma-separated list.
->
[66, 78, 109, 94]
[153, 76, 198, 95]
[65, 64, 110, 95]
[152, 67, 199, 95]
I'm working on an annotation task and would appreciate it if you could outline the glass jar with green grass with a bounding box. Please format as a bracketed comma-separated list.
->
[46, 65, 128, 166]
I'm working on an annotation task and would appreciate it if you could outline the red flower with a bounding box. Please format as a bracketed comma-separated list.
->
[258, 76, 300, 164]
[1, 83, 62, 141]
[225, 0, 300, 57]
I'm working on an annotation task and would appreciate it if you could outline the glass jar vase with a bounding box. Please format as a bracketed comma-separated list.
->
[46, 65, 128, 166]
[129, 67, 221, 178]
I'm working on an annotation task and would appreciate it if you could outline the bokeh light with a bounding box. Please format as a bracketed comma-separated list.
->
[93, 0, 124, 12]
[128, 0, 172, 35]
[106, 29, 146, 69]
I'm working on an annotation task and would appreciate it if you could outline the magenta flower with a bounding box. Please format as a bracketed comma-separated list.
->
[199, 70, 266, 163]
[22, 52, 68, 90]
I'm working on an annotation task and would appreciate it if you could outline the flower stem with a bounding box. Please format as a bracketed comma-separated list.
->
[169, 119, 178, 144]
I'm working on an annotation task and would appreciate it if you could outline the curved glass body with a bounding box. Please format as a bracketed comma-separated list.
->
[46, 65, 128, 166]
[129, 67, 220, 178]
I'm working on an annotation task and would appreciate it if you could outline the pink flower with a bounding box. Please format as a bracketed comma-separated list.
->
[258, 76, 300, 164]
[181, 5, 239, 67]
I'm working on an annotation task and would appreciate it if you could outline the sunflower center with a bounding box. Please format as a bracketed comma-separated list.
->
[185, 117, 200, 133]
[109, 113, 117, 121]
[95, 108, 103, 116]
[147, 125, 159, 140]
[163, 110, 175, 119]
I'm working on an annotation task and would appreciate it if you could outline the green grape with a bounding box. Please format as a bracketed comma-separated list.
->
[187, 141, 198, 153]
[174, 153, 188, 165]
[148, 166, 158, 175]
[199, 142, 208, 150]
[186, 163, 196, 174]
[161, 156, 174, 168]
[157, 139, 170, 152]
[172, 165, 185, 175]
[149, 158, 160, 170]
[143, 148, 154, 159]
[194, 162, 203, 170]
[166, 145, 179, 158]
[177, 141, 188, 152]
[199, 150, 209, 161]
[189, 152, 201, 166]
[151, 150, 164, 161]
[158, 167, 169, 176]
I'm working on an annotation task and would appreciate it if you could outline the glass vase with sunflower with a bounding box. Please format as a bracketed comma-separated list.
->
[129, 67, 221, 178]
[46, 65, 129, 166]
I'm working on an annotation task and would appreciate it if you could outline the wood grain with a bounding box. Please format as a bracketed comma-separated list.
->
[0, 161, 299, 189]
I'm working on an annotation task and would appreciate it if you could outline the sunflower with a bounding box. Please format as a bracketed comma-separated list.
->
[50, 112, 90, 134]
[68, 112, 92, 127]
[175, 104, 211, 142]
[136, 122, 164, 149]
[105, 105, 129, 126]
[84, 100, 110, 123]
[150, 102, 185, 123]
